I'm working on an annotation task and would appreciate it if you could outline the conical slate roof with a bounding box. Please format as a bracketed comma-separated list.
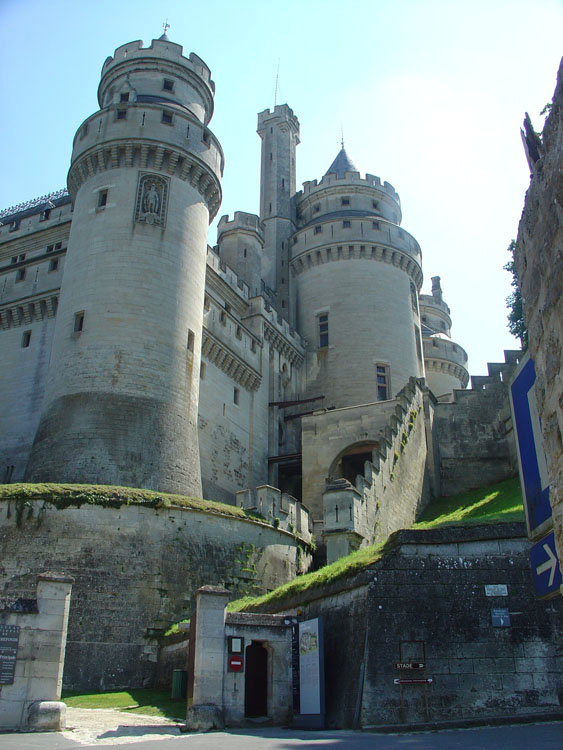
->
[325, 147, 359, 178]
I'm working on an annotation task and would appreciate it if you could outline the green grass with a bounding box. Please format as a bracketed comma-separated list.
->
[228, 477, 524, 614]
[0, 482, 251, 522]
[228, 538, 391, 613]
[413, 477, 524, 529]
[61, 688, 185, 720]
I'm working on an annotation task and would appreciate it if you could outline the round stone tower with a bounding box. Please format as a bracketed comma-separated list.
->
[420, 277, 469, 400]
[25, 35, 223, 495]
[291, 149, 424, 408]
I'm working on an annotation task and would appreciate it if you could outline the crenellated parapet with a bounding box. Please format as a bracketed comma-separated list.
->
[217, 212, 264, 242]
[298, 170, 400, 202]
[236, 484, 311, 544]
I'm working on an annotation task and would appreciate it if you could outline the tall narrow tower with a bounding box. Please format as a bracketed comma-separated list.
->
[256, 105, 300, 313]
[25, 36, 223, 495]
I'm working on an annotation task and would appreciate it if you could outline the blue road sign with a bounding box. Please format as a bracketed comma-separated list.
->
[509, 356, 551, 537]
[530, 531, 562, 599]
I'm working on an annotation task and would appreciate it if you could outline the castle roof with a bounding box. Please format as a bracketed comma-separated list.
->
[325, 146, 359, 178]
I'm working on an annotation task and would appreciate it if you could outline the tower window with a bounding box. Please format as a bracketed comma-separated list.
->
[98, 190, 108, 208]
[46, 245, 54, 253]
[22, 330, 31, 348]
[200, 362, 206, 379]
[163, 78, 174, 92]
[243, 248, 247, 258]
[116, 108, 127, 120]
[376, 364, 389, 400]
[341, 197, 350, 206]
[120, 92, 130, 102]
[415, 326, 422, 361]
[55, 242, 62, 250]
[313, 204, 320, 213]
[187, 329, 195, 352]
[162, 110, 173, 125]
[236, 326, 242, 339]
[318, 312, 329, 348]
[314, 225, 322, 234]
[40, 208, 51, 221]
[372, 201, 379, 209]
[48, 259, 59, 272]
[16, 268, 25, 282]
[343, 220, 351, 229]
[372, 221, 380, 230]
[233, 387, 240, 405]
[74, 311, 85, 333]
[11, 256, 17, 264]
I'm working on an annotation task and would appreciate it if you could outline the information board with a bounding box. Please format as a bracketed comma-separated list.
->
[293, 617, 325, 728]
[0, 624, 20, 685]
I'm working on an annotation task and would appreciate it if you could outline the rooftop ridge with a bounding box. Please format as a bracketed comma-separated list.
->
[0, 189, 69, 221]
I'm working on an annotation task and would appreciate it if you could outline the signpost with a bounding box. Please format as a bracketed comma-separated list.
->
[510, 353, 561, 599]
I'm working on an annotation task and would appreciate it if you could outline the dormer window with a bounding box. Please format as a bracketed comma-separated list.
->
[162, 110, 173, 125]
[341, 197, 350, 206]
[163, 78, 174, 92]
[120, 92, 130, 102]
[116, 108, 127, 120]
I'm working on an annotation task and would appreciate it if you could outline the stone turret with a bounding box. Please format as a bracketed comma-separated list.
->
[290, 153, 424, 409]
[420, 277, 469, 399]
[217, 212, 264, 297]
[256, 105, 300, 315]
[25, 37, 223, 495]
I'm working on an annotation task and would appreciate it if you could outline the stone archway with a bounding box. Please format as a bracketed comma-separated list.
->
[330, 441, 380, 485]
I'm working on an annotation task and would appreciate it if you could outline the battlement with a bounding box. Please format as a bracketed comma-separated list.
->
[257, 104, 300, 135]
[419, 293, 451, 316]
[206, 247, 250, 300]
[298, 171, 400, 203]
[217, 212, 264, 241]
[101, 39, 214, 91]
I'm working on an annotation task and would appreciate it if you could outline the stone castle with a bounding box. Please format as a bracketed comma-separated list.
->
[0, 33, 519, 560]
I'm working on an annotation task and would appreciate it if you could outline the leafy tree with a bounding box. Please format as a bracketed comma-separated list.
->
[504, 240, 528, 351]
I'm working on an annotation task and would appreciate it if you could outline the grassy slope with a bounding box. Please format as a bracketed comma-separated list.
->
[62, 688, 185, 720]
[413, 476, 524, 528]
[228, 477, 524, 613]
[0, 482, 250, 521]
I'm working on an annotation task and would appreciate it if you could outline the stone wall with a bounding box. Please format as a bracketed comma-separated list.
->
[0, 498, 310, 691]
[434, 351, 521, 496]
[513, 59, 563, 575]
[251, 523, 562, 728]
[0, 572, 73, 731]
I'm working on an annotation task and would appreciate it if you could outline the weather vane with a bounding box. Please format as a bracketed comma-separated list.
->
[163, 19, 170, 36]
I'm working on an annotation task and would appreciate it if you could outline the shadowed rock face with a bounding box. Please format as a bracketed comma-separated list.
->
[514, 58, 563, 568]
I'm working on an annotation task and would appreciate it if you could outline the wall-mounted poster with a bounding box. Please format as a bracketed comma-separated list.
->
[295, 617, 325, 727]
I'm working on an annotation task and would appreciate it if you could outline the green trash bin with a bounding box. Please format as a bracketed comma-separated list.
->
[171, 669, 187, 699]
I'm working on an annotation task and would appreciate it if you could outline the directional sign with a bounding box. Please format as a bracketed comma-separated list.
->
[394, 662, 425, 670]
[530, 531, 563, 599]
[491, 608, 511, 627]
[394, 677, 433, 685]
[509, 355, 552, 538]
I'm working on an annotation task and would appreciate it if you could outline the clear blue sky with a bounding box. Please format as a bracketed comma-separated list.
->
[1, 0, 561, 376]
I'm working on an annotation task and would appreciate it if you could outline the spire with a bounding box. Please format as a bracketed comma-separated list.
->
[325, 146, 359, 178]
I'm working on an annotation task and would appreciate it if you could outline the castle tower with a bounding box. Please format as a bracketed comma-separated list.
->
[256, 105, 300, 315]
[291, 152, 424, 409]
[217, 212, 264, 297]
[420, 276, 469, 400]
[25, 36, 223, 495]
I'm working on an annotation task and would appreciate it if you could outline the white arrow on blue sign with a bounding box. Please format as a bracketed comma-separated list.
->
[510, 355, 552, 538]
[530, 531, 562, 599]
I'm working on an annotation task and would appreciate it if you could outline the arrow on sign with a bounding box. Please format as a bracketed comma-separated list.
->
[536, 543, 558, 587]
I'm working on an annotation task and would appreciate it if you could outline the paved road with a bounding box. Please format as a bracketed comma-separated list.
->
[1, 722, 561, 750]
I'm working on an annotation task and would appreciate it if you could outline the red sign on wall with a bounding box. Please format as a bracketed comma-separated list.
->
[228, 654, 244, 672]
